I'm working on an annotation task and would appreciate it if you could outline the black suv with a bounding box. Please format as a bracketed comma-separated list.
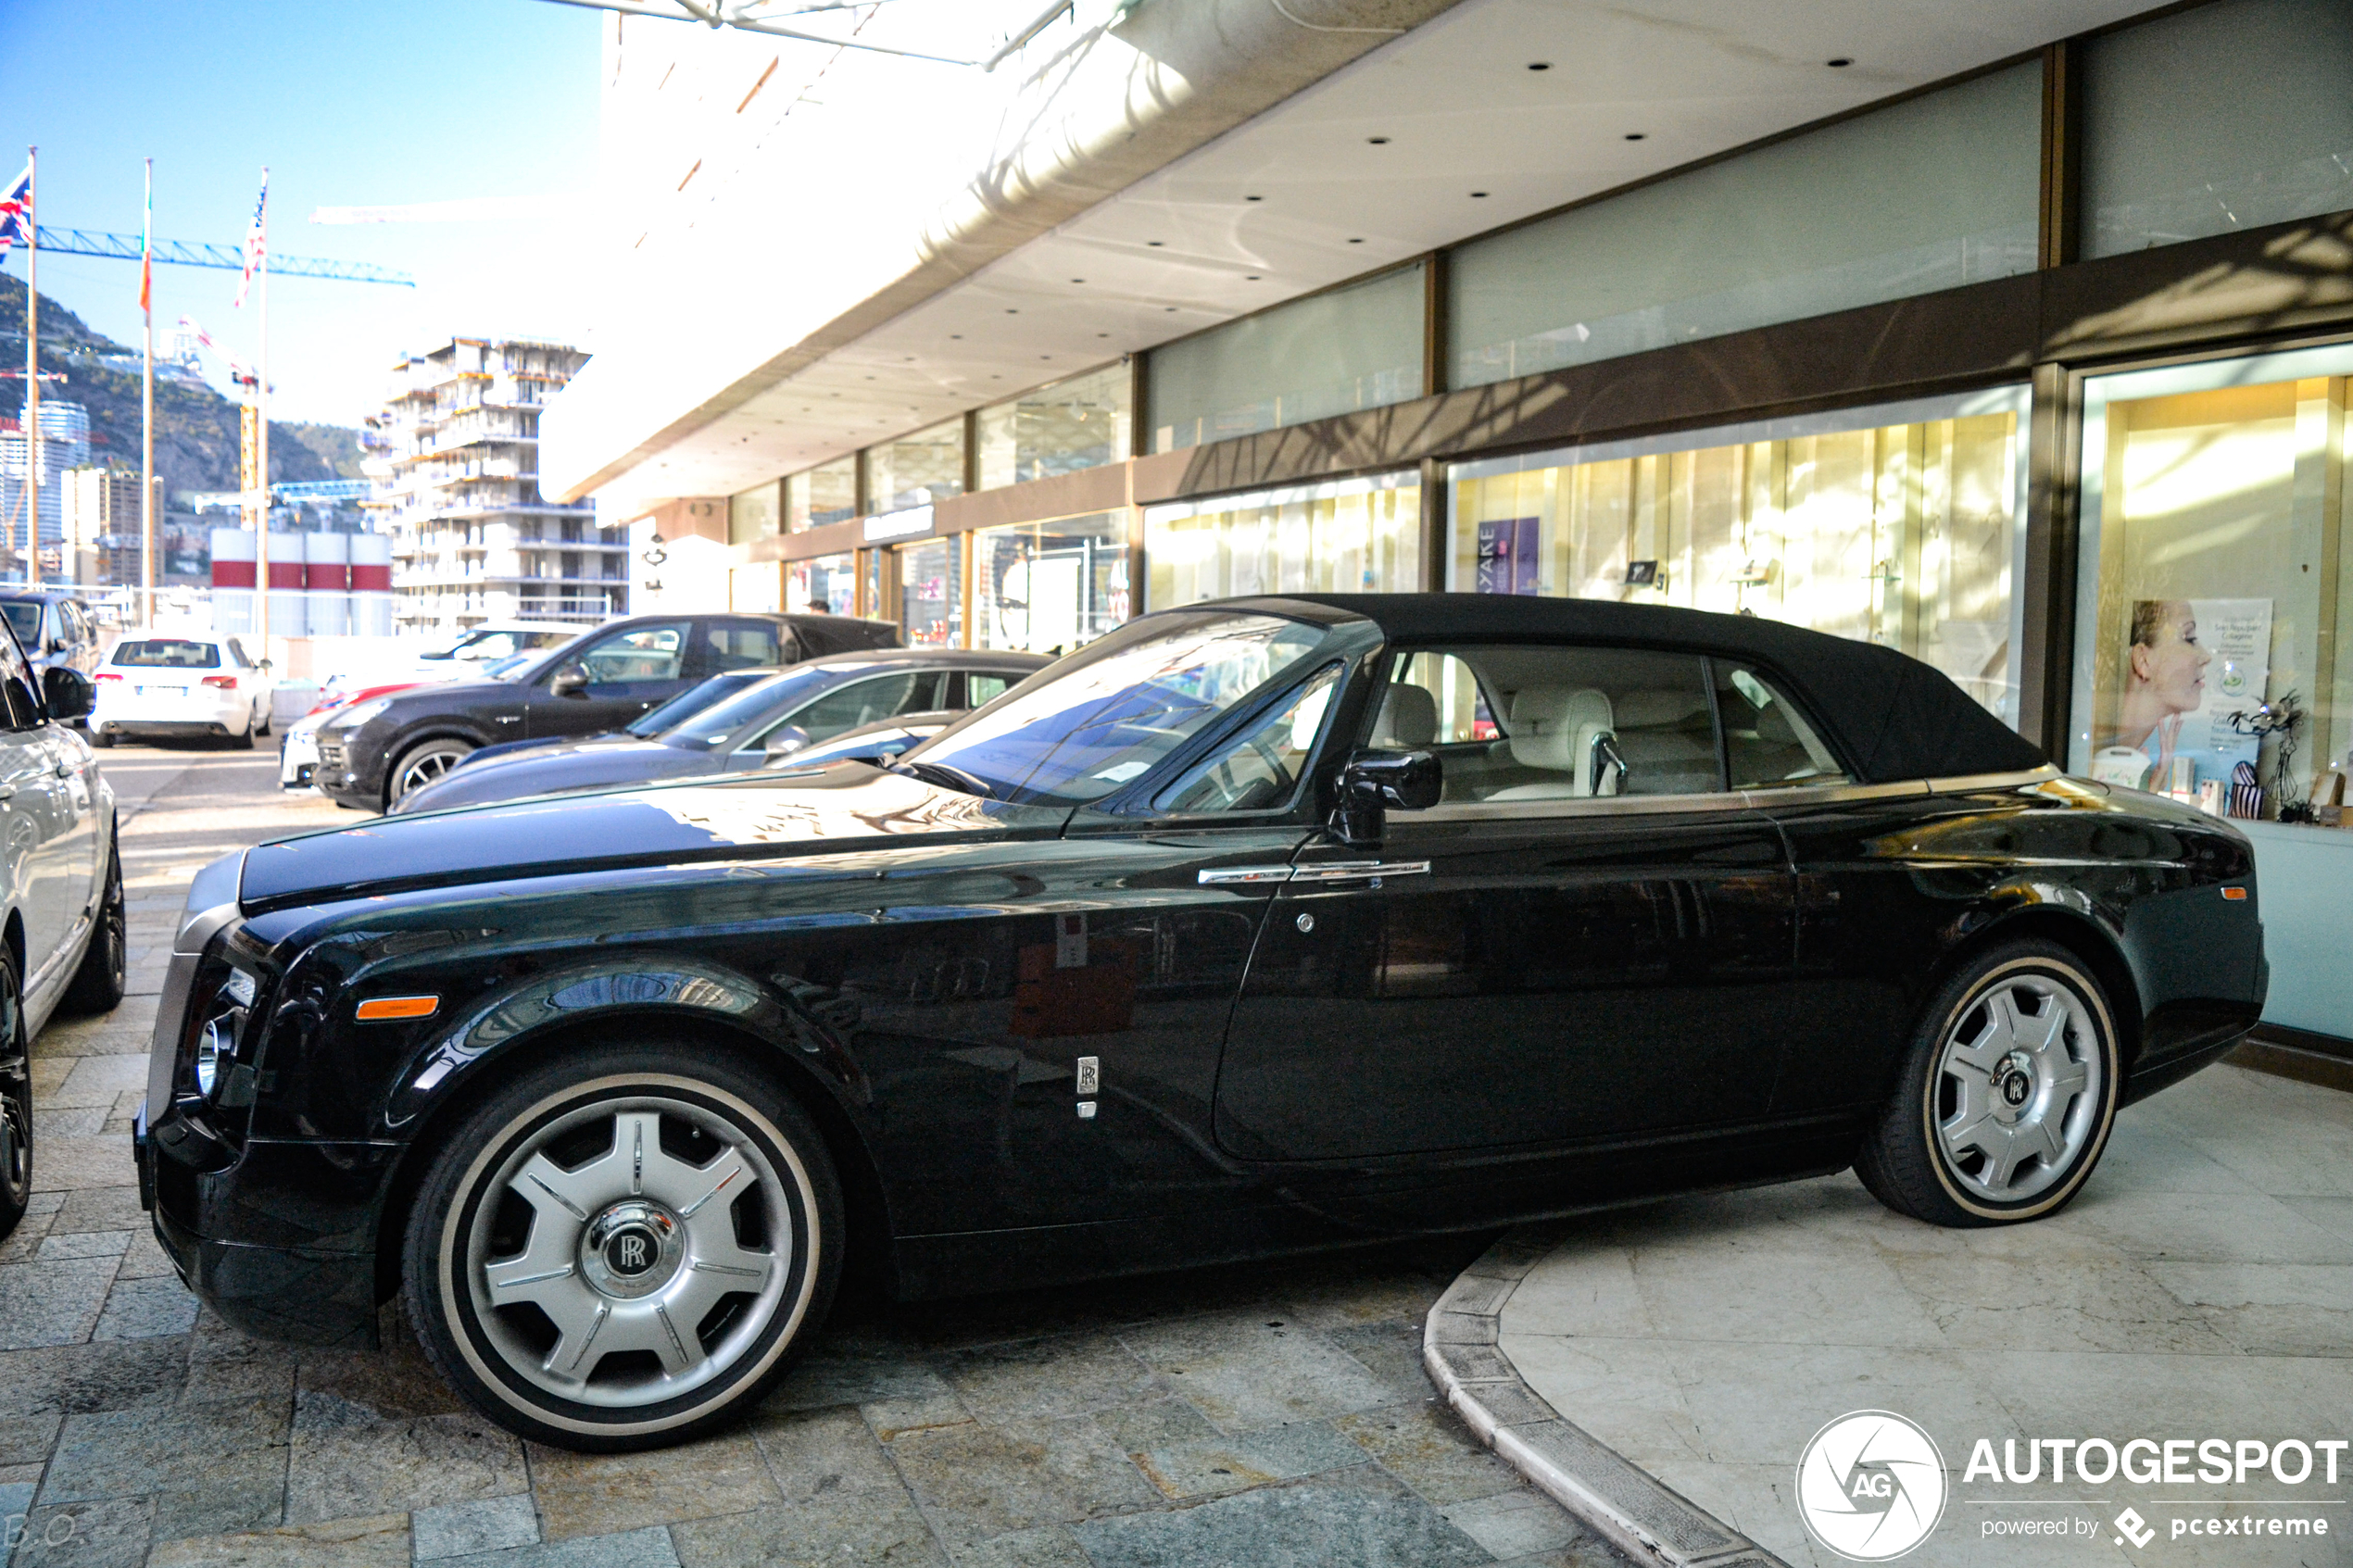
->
[314, 612, 898, 809]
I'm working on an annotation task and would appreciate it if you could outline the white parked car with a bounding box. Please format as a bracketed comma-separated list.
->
[90, 635, 275, 749]
[314, 621, 596, 708]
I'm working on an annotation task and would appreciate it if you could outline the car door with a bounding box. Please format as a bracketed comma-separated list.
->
[523, 620, 692, 739]
[1214, 643, 1799, 1163]
[0, 635, 75, 979]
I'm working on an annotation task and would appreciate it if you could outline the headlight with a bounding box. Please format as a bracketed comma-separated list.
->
[322, 697, 393, 732]
[194, 966, 258, 1102]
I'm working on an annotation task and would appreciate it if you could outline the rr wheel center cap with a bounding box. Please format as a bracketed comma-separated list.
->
[1993, 1051, 2036, 1121]
[580, 1201, 684, 1298]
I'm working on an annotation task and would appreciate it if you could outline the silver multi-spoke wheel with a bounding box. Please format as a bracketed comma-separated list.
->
[467, 1097, 792, 1408]
[408, 1057, 841, 1449]
[393, 743, 472, 800]
[1933, 974, 2100, 1203]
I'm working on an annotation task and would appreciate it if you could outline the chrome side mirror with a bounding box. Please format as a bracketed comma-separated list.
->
[1333, 748, 1441, 846]
[763, 724, 811, 759]
[549, 666, 588, 698]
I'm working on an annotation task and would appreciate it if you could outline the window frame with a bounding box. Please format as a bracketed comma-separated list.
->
[1147, 659, 1347, 820]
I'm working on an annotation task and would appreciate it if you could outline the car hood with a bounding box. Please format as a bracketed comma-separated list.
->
[239, 765, 1071, 911]
[397, 738, 716, 813]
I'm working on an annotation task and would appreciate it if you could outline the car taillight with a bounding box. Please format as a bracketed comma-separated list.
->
[95, 672, 122, 683]
[202, 675, 238, 690]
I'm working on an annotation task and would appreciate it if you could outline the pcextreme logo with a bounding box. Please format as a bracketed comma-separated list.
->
[1796, 1411, 1950, 1562]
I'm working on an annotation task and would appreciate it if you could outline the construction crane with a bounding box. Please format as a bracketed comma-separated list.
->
[26, 226, 412, 286]
[532, 0, 1074, 69]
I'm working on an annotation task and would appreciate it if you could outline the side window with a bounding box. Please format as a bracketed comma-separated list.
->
[766, 672, 923, 747]
[574, 623, 689, 684]
[1153, 664, 1340, 815]
[966, 672, 1018, 708]
[1381, 645, 1721, 805]
[1715, 664, 1846, 789]
[703, 621, 781, 673]
[0, 632, 42, 730]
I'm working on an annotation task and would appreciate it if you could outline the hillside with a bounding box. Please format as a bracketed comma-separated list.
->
[0, 272, 362, 498]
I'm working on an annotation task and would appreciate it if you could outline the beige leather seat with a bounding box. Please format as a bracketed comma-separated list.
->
[1371, 684, 1438, 749]
[1611, 689, 1718, 795]
[1491, 686, 1617, 799]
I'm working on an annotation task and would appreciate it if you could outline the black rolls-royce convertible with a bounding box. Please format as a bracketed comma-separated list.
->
[135, 595, 2266, 1449]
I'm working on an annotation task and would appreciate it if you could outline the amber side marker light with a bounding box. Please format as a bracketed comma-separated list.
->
[357, 996, 440, 1022]
[2221, 887, 2248, 901]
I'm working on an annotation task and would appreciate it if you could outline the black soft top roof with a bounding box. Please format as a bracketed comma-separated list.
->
[1225, 593, 2046, 785]
[781, 614, 900, 659]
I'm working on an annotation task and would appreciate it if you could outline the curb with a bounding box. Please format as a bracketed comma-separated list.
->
[1423, 1228, 1791, 1568]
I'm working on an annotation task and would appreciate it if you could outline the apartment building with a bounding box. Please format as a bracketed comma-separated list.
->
[365, 337, 622, 632]
[61, 465, 155, 585]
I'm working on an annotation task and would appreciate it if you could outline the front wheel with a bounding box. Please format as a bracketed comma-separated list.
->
[1856, 941, 2121, 1227]
[390, 738, 475, 804]
[62, 838, 126, 1015]
[402, 1045, 842, 1449]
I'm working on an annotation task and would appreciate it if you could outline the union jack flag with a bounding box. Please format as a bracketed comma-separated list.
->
[232, 169, 268, 307]
[0, 161, 31, 254]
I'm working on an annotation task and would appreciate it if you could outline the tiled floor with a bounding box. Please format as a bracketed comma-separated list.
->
[1496, 1066, 2353, 1568]
[3, 742, 1628, 1568]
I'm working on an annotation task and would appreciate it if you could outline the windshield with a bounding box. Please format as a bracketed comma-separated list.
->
[111, 638, 222, 669]
[905, 611, 1333, 805]
[627, 669, 779, 738]
[0, 604, 40, 646]
[656, 666, 837, 747]
[484, 654, 533, 680]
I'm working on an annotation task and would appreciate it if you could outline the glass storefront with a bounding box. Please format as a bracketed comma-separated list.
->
[787, 551, 856, 615]
[1453, 391, 2027, 723]
[868, 418, 965, 516]
[801, 458, 858, 529]
[728, 482, 779, 546]
[1144, 473, 1422, 608]
[971, 511, 1130, 654]
[898, 535, 964, 647]
[977, 362, 1131, 490]
[729, 562, 780, 613]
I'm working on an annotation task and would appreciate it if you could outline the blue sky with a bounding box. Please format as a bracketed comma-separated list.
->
[0, 0, 602, 426]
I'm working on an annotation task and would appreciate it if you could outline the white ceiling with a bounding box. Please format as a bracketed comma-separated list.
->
[608, 0, 2164, 505]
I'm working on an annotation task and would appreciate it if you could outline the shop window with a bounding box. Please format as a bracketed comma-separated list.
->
[978, 363, 1132, 490]
[972, 511, 1130, 654]
[1451, 392, 2026, 725]
[2071, 347, 2353, 818]
[2082, 0, 2353, 260]
[899, 536, 964, 647]
[803, 458, 858, 528]
[787, 552, 856, 615]
[1148, 265, 1424, 454]
[869, 417, 965, 516]
[1448, 63, 2038, 389]
[1144, 474, 1422, 609]
[728, 481, 779, 545]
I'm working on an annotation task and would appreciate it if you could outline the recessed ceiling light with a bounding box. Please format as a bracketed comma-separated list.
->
[1470, 191, 1489, 198]
[1528, 61, 1551, 70]
[1246, 274, 1261, 280]
[1098, 332, 1110, 338]
[1348, 237, 1365, 244]
[1245, 194, 1263, 202]
[950, 333, 963, 339]
[1165, 306, 1177, 312]
[1006, 308, 1019, 314]
[1367, 136, 1389, 145]
[1147, 241, 1164, 247]
[1827, 56, 1852, 68]
[1624, 132, 1646, 141]
[1071, 278, 1085, 283]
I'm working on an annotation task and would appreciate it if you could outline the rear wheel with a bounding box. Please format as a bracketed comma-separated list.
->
[401, 1044, 842, 1449]
[0, 951, 31, 1243]
[1856, 940, 2120, 1227]
[390, 738, 475, 804]
[62, 838, 126, 1016]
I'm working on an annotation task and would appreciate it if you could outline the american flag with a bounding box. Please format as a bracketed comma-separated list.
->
[232, 169, 268, 307]
[0, 160, 31, 254]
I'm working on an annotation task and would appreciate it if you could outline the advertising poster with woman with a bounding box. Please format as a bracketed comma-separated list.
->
[2091, 597, 2271, 794]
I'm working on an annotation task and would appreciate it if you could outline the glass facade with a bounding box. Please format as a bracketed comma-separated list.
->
[806, 458, 859, 528]
[729, 561, 780, 612]
[868, 418, 965, 516]
[898, 535, 964, 647]
[2082, 0, 2353, 260]
[977, 363, 1131, 490]
[728, 482, 779, 546]
[1448, 64, 2040, 388]
[1148, 265, 1425, 454]
[1144, 473, 1422, 608]
[972, 511, 1130, 654]
[787, 552, 856, 615]
[1453, 392, 2027, 721]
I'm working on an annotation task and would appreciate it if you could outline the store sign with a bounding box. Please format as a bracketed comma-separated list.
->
[863, 505, 933, 544]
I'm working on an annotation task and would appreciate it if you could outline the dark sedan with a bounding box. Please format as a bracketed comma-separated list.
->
[137, 595, 2265, 1451]
[392, 649, 1048, 814]
[313, 611, 899, 809]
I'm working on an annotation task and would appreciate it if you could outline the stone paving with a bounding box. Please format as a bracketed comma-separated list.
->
[1492, 1066, 2353, 1568]
[3, 741, 1630, 1568]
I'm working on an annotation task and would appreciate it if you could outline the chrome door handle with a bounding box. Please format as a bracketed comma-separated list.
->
[1289, 860, 1431, 884]
[1198, 864, 1293, 886]
[0, 784, 18, 802]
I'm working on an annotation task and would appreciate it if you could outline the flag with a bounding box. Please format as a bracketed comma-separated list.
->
[138, 162, 154, 313]
[0, 160, 31, 254]
[232, 169, 268, 307]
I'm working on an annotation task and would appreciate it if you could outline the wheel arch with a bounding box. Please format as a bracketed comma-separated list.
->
[1929, 902, 2144, 1071]
[381, 728, 491, 806]
[368, 1003, 896, 1311]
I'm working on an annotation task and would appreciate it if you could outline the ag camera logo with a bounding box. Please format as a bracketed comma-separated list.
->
[1796, 1411, 1948, 1561]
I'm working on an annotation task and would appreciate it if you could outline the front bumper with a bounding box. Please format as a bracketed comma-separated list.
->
[280, 729, 321, 789]
[312, 736, 379, 807]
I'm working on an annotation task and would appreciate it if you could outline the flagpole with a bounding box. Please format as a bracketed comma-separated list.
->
[255, 169, 270, 659]
[141, 157, 156, 628]
[23, 145, 36, 589]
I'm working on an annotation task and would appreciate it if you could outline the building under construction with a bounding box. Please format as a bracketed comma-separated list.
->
[365, 337, 621, 633]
